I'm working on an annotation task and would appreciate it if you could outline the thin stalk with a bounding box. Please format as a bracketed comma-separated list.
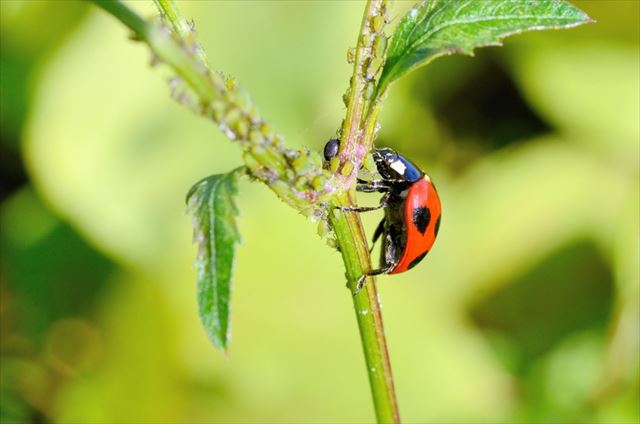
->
[153, 0, 209, 65]
[331, 193, 400, 423]
[153, 0, 192, 37]
[330, 0, 400, 422]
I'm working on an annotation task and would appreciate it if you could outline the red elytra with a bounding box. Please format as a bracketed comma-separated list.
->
[391, 176, 442, 274]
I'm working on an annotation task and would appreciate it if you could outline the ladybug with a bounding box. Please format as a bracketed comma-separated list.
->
[324, 139, 442, 292]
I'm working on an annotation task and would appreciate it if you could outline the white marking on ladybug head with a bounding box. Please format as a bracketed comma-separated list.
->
[390, 160, 406, 175]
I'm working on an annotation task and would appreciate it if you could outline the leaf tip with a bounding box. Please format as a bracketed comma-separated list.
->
[564, 2, 595, 26]
[205, 327, 230, 353]
[185, 178, 203, 205]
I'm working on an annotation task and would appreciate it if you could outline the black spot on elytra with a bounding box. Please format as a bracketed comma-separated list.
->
[408, 251, 428, 270]
[434, 215, 441, 237]
[413, 206, 431, 234]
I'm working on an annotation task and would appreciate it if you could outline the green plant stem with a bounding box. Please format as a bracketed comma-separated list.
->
[153, 0, 209, 65]
[331, 194, 400, 424]
[153, 0, 191, 36]
[330, 1, 400, 422]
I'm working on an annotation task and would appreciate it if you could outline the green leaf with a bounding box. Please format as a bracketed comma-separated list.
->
[377, 0, 591, 95]
[186, 168, 242, 351]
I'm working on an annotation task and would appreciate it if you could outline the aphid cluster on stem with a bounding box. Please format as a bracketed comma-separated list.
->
[333, 0, 391, 200]
[341, 0, 390, 110]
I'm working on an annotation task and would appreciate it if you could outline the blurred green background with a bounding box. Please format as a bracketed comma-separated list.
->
[1, 1, 638, 422]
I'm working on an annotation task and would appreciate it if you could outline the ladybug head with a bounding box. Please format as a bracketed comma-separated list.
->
[372, 148, 423, 183]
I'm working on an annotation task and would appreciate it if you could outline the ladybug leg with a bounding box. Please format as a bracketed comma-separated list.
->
[369, 218, 385, 253]
[354, 266, 392, 295]
[356, 180, 391, 193]
[341, 204, 383, 213]
[340, 192, 390, 213]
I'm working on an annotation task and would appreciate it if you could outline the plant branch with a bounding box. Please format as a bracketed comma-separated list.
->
[329, 1, 400, 422]
[92, 0, 330, 213]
